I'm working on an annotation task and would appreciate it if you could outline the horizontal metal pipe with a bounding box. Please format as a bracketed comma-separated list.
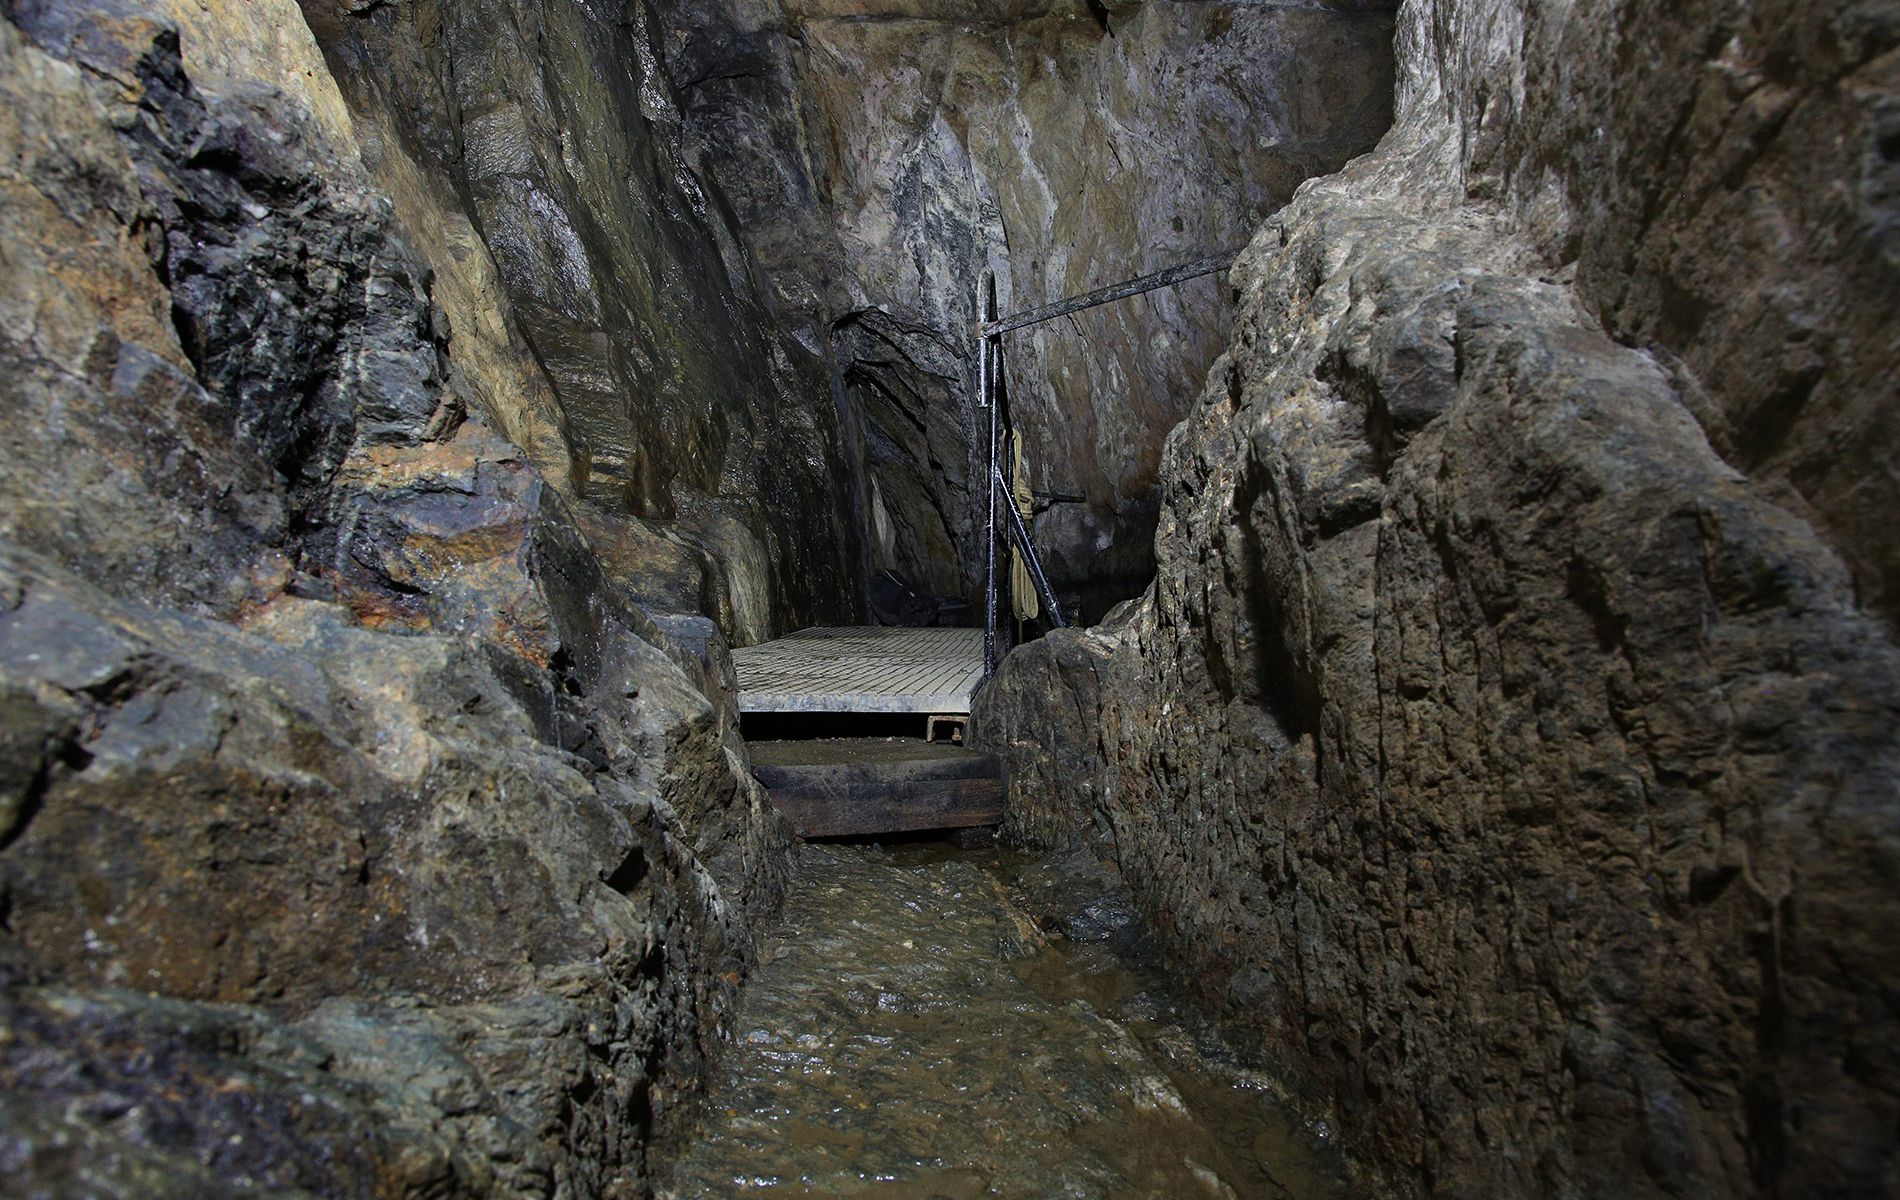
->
[975, 250, 1240, 339]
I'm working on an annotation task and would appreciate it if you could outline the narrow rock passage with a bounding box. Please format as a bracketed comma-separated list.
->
[659, 844, 1348, 1199]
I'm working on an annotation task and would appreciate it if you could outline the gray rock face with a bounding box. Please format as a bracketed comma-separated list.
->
[654, 0, 1398, 617]
[1406, 0, 1900, 628]
[297, 0, 863, 645]
[974, 1, 1900, 1195]
[0, 5, 791, 1193]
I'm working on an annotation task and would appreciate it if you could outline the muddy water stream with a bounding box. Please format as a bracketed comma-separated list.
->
[659, 842, 1348, 1199]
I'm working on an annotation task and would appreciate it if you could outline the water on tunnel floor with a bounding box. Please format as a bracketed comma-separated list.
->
[657, 841, 1350, 1199]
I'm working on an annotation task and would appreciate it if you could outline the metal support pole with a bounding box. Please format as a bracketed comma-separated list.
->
[975, 250, 1227, 672]
[994, 465, 1067, 629]
[981, 274, 1001, 677]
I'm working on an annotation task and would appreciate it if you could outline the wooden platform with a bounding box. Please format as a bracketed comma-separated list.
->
[748, 739, 1004, 838]
[731, 626, 985, 715]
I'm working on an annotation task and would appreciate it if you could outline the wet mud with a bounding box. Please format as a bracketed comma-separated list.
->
[659, 842, 1349, 1199]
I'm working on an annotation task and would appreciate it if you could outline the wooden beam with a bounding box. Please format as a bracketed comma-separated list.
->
[749, 739, 1005, 838]
[763, 778, 1004, 839]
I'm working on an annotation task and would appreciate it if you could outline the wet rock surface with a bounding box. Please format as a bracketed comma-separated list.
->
[655, 0, 1398, 617]
[0, 4, 793, 1193]
[2, 0, 1893, 1195]
[662, 843, 1350, 1199]
[974, 1, 1900, 1196]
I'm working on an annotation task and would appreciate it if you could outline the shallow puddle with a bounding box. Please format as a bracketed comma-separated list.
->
[658, 842, 1350, 1199]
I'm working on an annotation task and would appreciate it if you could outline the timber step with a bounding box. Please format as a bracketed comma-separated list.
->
[746, 738, 1004, 839]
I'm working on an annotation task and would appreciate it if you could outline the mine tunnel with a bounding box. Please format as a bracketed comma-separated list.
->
[0, 1, 1895, 1198]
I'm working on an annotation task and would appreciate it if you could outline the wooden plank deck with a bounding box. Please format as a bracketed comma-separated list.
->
[731, 626, 985, 715]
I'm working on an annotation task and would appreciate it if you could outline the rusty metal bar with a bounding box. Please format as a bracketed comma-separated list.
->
[975, 250, 1239, 339]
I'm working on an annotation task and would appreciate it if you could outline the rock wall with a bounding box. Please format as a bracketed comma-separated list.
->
[656, 0, 1397, 617]
[294, 0, 864, 646]
[0, 2, 795, 1193]
[974, 1, 1900, 1195]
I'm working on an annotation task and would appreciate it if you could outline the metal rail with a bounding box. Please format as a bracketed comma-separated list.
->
[981, 274, 1003, 675]
[975, 250, 1239, 340]
[978, 250, 1238, 676]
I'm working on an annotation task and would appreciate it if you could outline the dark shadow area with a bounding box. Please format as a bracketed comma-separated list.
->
[805, 827, 986, 848]
[739, 711, 945, 742]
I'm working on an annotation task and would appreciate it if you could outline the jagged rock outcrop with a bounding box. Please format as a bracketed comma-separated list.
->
[655, 0, 1398, 618]
[0, 4, 794, 1193]
[975, 1, 1900, 1196]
